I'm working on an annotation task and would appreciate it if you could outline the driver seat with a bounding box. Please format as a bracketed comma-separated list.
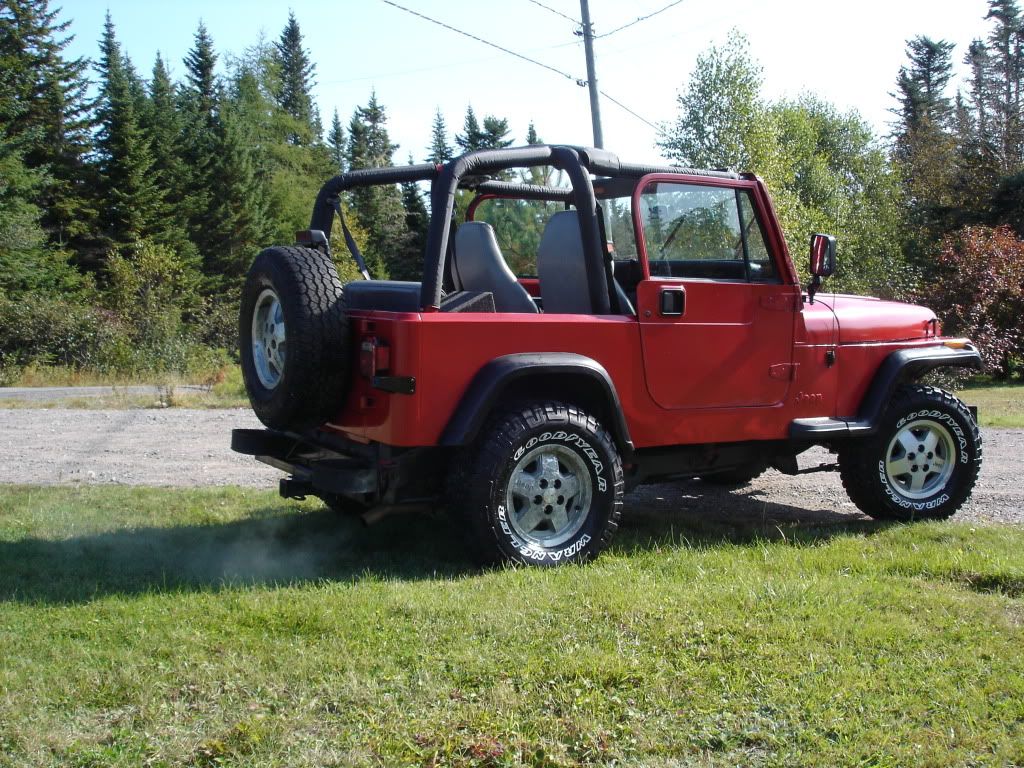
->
[452, 222, 538, 313]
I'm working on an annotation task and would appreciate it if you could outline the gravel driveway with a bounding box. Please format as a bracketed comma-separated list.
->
[0, 408, 1019, 526]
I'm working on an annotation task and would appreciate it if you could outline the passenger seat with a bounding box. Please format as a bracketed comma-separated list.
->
[452, 222, 538, 313]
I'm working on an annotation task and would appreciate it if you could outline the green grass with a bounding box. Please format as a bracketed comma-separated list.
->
[0, 486, 1022, 767]
[958, 383, 1024, 427]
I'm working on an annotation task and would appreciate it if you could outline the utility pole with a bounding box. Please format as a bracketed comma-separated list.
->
[579, 0, 604, 148]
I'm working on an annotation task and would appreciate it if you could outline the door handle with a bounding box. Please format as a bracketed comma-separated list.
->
[659, 287, 685, 316]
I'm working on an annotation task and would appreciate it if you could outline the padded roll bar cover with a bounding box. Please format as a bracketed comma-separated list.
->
[549, 147, 610, 315]
[422, 146, 557, 310]
[473, 181, 575, 203]
[310, 163, 440, 234]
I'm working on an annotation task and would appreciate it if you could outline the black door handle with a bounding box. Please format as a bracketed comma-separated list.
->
[660, 287, 685, 316]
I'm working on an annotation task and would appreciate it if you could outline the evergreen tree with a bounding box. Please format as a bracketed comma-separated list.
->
[0, 0, 97, 260]
[327, 108, 346, 173]
[481, 115, 513, 149]
[347, 93, 407, 279]
[399, 154, 429, 281]
[0, 98, 81, 296]
[272, 11, 320, 144]
[984, 0, 1024, 172]
[891, 36, 958, 243]
[179, 21, 222, 272]
[94, 13, 163, 250]
[526, 122, 541, 145]
[455, 105, 485, 152]
[142, 53, 191, 250]
[893, 37, 955, 137]
[203, 107, 270, 288]
[184, 21, 218, 118]
[426, 108, 453, 163]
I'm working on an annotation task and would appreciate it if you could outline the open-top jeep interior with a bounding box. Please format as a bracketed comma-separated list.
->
[308, 145, 769, 318]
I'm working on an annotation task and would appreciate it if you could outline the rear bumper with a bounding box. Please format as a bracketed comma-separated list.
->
[231, 428, 444, 506]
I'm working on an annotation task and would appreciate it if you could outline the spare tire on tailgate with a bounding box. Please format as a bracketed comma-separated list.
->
[239, 245, 351, 431]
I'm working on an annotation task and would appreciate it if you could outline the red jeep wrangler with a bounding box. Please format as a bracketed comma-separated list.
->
[232, 145, 982, 566]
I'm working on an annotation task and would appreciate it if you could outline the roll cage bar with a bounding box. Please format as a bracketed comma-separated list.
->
[308, 144, 738, 312]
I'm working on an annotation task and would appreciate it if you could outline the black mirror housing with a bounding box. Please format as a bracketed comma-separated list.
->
[809, 233, 837, 278]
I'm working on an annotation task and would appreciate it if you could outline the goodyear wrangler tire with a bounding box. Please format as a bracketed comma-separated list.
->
[239, 245, 350, 431]
[839, 385, 981, 521]
[451, 402, 624, 566]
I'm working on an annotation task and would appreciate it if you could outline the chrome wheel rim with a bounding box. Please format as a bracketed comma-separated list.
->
[885, 418, 955, 500]
[506, 444, 592, 548]
[251, 288, 286, 389]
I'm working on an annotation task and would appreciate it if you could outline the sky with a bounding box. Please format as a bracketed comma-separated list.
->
[60, 0, 993, 166]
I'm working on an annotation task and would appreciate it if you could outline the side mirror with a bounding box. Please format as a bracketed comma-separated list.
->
[807, 234, 836, 304]
[809, 233, 836, 278]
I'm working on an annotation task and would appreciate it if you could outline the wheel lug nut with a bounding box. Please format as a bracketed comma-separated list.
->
[908, 453, 915, 460]
[534, 495, 542, 504]
[918, 444, 925, 452]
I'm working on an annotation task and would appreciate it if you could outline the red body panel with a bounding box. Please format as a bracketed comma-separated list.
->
[321, 173, 957, 453]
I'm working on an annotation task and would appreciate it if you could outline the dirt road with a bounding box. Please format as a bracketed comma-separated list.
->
[0, 408, 1019, 525]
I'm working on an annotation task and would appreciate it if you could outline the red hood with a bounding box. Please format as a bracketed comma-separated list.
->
[818, 294, 938, 344]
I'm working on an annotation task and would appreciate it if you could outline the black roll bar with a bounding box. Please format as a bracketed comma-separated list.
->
[307, 145, 740, 312]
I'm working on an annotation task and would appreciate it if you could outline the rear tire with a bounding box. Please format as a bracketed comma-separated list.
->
[239, 246, 351, 431]
[839, 385, 981, 521]
[449, 402, 624, 566]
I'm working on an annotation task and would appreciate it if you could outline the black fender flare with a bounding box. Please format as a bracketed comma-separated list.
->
[440, 353, 635, 458]
[790, 344, 982, 439]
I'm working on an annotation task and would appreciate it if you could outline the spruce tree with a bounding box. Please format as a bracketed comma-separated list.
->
[272, 11, 320, 144]
[204, 107, 270, 289]
[143, 53, 192, 249]
[481, 115, 513, 149]
[0, 0, 98, 262]
[984, 0, 1024, 172]
[327, 108, 346, 172]
[94, 13, 163, 251]
[347, 93, 407, 279]
[526, 122, 542, 145]
[455, 105, 485, 152]
[426, 109, 453, 163]
[179, 21, 222, 273]
[399, 155, 429, 281]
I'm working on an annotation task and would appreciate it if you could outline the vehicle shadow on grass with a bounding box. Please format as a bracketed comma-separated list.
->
[614, 478, 890, 552]
[0, 482, 887, 604]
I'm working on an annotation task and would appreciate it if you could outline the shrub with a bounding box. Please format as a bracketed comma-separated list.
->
[926, 225, 1024, 377]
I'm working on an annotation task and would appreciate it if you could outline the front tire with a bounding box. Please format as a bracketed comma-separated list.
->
[839, 385, 981, 521]
[450, 402, 624, 566]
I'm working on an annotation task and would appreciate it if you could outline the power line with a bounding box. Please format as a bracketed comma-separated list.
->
[524, 0, 580, 25]
[378, 0, 577, 83]
[376, 0, 660, 133]
[600, 90, 660, 130]
[597, 0, 685, 39]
